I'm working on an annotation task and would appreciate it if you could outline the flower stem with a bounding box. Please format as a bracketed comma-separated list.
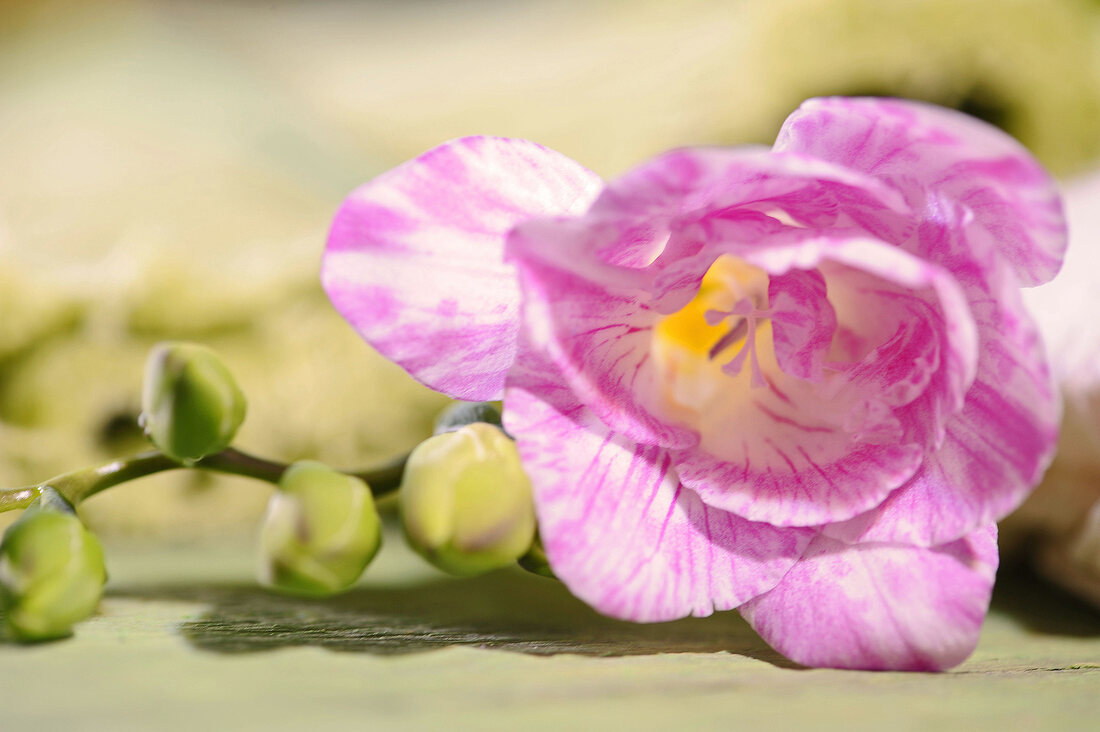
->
[0, 447, 408, 512]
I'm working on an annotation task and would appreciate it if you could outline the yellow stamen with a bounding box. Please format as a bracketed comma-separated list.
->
[653, 255, 769, 356]
[651, 255, 773, 413]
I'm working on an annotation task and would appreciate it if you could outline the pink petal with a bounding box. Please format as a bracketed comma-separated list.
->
[511, 147, 912, 310]
[323, 136, 601, 401]
[510, 250, 699, 449]
[591, 146, 911, 225]
[825, 214, 1059, 546]
[503, 349, 813, 622]
[672, 237, 976, 527]
[768, 269, 836, 381]
[505, 148, 916, 449]
[819, 246, 969, 452]
[740, 524, 999, 671]
[509, 147, 984, 530]
[672, 443, 924, 529]
[775, 97, 1067, 285]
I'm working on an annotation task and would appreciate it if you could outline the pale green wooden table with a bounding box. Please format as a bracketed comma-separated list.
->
[2, 529, 1097, 731]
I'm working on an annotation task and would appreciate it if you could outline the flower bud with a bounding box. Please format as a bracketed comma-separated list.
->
[0, 490, 107, 641]
[258, 461, 382, 596]
[401, 423, 536, 576]
[140, 341, 246, 463]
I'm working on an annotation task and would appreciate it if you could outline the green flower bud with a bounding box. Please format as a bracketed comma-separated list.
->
[258, 461, 381, 596]
[140, 341, 246, 463]
[0, 490, 107, 642]
[401, 423, 536, 576]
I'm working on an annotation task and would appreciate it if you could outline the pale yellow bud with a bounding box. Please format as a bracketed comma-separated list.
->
[401, 423, 535, 576]
[258, 461, 381, 596]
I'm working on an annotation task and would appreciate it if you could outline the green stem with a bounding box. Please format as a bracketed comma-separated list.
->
[0, 486, 43, 513]
[0, 447, 408, 512]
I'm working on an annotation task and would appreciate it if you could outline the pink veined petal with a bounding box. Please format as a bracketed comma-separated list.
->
[754, 235, 980, 427]
[825, 210, 1060, 547]
[512, 147, 913, 311]
[825, 287, 1059, 547]
[740, 524, 999, 671]
[590, 146, 910, 223]
[775, 96, 1067, 285]
[323, 136, 602, 401]
[509, 146, 982, 530]
[672, 236, 976, 527]
[821, 252, 956, 452]
[502, 348, 813, 623]
[767, 268, 836, 382]
[505, 148, 916, 450]
[509, 239, 699, 450]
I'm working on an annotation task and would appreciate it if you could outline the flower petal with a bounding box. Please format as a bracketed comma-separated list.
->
[672, 237, 976, 527]
[323, 136, 602, 401]
[740, 524, 999, 671]
[767, 269, 836, 381]
[774, 97, 1067, 285]
[591, 146, 911, 224]
[510, 248, 699, 449]
[825, 215, 1059, 546]
[503, 349, 813, 622]
[506, 147, 915, 449]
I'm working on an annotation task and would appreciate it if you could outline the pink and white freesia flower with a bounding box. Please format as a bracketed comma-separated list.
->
[323, 97, 1065, 671]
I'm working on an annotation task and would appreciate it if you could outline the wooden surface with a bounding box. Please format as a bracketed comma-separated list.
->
[1, 530, 1097, 731]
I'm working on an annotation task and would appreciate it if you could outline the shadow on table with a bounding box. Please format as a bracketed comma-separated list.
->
[109, 567, 800, 668]
[991, 561, 1100, 637]
[105, 558, 1099, 665]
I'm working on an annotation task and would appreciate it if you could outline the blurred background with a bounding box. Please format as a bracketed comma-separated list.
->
[1, 0, 1100, 602]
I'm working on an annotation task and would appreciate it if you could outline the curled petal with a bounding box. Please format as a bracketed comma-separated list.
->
[674, 237, 976, 527]
[503, 350, 813, 622]
[511, 147, 912, 310]
[673, 443, 923, 529]
[767, 269, 836, 382]
[506, 148, 922, 450]
[775, 97, 1067, 285]
[826, 226, 1059, 546]
[740, 524, 999, 671]
[510, 250, 698, 449]
[592, 146, 911, 224]
[748, 236, 978, 421]
[323, 136, 601, 401]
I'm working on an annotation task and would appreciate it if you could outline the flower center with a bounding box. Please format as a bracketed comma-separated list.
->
[651, 256, 774, 414]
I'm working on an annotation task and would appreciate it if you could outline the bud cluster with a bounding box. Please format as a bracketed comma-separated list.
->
[0, 342, 550, 642]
